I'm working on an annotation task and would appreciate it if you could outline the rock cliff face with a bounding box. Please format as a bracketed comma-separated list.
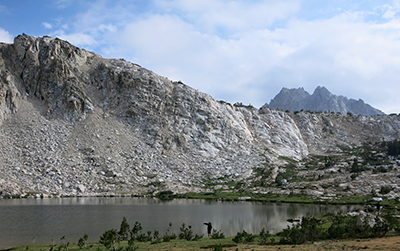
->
[264, 86, 385, 116]
[0, 35, 399, 197]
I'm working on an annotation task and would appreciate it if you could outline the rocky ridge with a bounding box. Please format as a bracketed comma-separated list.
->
[264, 86, 385, 116]
[0, 34, 399, 198]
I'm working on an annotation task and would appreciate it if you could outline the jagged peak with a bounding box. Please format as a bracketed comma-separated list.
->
[265, 86, 384, 115]
[313, 86, 331, 95]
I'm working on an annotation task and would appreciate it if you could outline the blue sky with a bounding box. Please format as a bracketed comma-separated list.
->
[1, 0, 400, 113]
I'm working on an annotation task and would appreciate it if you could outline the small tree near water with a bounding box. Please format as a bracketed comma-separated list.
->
[118, 217, 130, 241]
[99, 229, 119, 251]
[179, 223, 194, 240]
[258, 228, 271, 244]
[162, 222, 177, 242]
[77, 234, 88, 249]
[179, 223, 203, 241]
[211, 229, 225, 239]
[130, 221, 143, 240]
[232, 230, 255, 243]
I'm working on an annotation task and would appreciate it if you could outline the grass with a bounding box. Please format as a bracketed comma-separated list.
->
[10, 227, 400, 251]
[177, 192, 400, 210]
[179, 191, 246, 200]
[5, 237, 266, 251]
[178, 191, 319, 204]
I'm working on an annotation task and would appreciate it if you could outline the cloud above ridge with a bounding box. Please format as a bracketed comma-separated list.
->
[0, 28, 12, 43]
[2, 0, 400, 113]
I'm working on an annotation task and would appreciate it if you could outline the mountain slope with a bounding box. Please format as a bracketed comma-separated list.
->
[264, 86, 385, 116]
[0, 34, 399, 197]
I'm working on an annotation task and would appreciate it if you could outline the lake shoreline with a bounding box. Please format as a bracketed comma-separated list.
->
[1, 191, 388, 205]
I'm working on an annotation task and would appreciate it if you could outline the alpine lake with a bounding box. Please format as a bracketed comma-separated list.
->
[0, 197, 361, 249]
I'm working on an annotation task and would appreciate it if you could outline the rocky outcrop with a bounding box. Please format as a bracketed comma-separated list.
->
[264, 86, 385, 116]
[0, 34, 399, 197]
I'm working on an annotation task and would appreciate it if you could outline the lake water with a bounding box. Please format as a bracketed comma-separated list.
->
[0, 197, 360, 248]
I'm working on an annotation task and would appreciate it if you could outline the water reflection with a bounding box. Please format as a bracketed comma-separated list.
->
[0, 197, 360, 248]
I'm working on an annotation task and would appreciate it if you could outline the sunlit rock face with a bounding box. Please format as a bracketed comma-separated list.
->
[264, 86, 385, 116]
[0, 34, 399, 197]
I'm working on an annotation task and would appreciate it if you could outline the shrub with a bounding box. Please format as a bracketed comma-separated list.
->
[380, 186, 391, 195]
[372, 216, 391, 237]
[99, 229, 119, 251]
[136, 231, 152, 242]
[125, 237, 137, 251]
[328, 222, 348, 239]
[192, 233, 203, 241]
[162, 222, 177, 242]
[213, 244, 223, 251]
[156, 190, 174, 200]
[384, 214, 400, 234]
[179, 223, 194, 241]
[118, 217, 130, 241]
[77, 234, 88, 249]
[151, 230, 162, 244]
[232, 230, 255, 244]
[386, 140, 400, 156]
[258, 227, 271, 244]
[211, 229, 225, 239]
[279, 224, 306, 244]
[279, 217, 326, 244]
[328, 213, 392, 239]
[58, 236, 70, 251]
[130, 221, 143, 240]
[177, 223, 203, 241]
[327, 214, 362, 239]
[350, 158, 365, 173]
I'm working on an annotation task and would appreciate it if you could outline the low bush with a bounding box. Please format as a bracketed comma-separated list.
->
[258, 227, 271, 244]
[278, 213, 394, 245]
[211, 229, 225, 239]
[179, 223, 203, 241]
[136, 231, 152, 242]
[77, 233, 88, 249]
[232, 230, 256, 244]
[130, 221, 143, 240]
[179, 223, 194, 241]
[380, 186, 391, 195]
[151, 230, 162, 244]
[162, 222, 177, 242]
[279, 217, 326, 244]
[99, 229, 119, 251]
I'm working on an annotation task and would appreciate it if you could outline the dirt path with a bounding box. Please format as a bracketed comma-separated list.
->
[232, 236, 400, 251]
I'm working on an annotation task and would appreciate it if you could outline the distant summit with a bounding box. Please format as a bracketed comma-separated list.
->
[263, 86, 385, 116]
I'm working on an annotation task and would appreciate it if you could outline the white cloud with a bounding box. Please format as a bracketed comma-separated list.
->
[382, 0, 400, 19]
[42, 22, 53, 29]
[54, 0, 73, 9]
[0, 27, 13, 43]
[55, 31, 97, 47]
[257, 11, 400, 113]
[98, 24, 116, 33]
[155, 0, 300, 34]
[44, 0, 400, 113]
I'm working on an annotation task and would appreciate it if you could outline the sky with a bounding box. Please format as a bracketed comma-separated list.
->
[1, 0, 400, 114]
